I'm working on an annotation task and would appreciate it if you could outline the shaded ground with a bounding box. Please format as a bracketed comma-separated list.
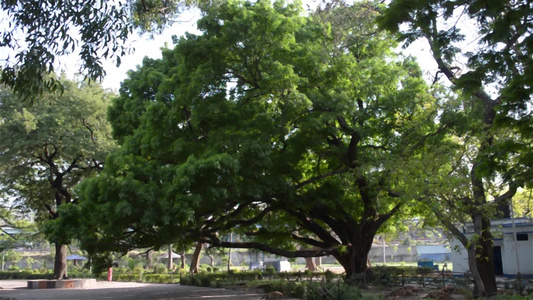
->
[0, 280, 286, 300]
[362, 286, 468, 300]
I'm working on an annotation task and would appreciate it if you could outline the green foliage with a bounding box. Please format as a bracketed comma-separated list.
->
[378, 0, 533, 295]
[4, 249, 22, 265]
[324, 269, 335, 283]
[265, 265, 277, 276]
[0, 76, 116, 280]
[144, 273, 177, 283]
[0, 77, 116, 223]
[0, 0, 193, 100]
[153, 263, 168, 274]
[69, 0, 437, 278]
[0, 268, 92, 280]
[264, 280, 362, 300]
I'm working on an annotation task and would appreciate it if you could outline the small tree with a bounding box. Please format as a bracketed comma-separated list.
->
[379, 1, 533, 296]
[0, 77, 116, 278]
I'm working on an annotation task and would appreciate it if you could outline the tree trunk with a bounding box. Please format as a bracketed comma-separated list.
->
[477, 217, 497, 295]
[206, 252, 215, 267]
[227, 233, 232, 272]
[467, 243, 486, 298]
[470, 162, 497, 296]
[334, 245, 371, 279]
[53, 243, 68, 279]
[305, 257, 318, 271]
[189, 242, 203, 274]
[180, 251, 186, 269]
[167, 244, 173, 271]
[468, 213, 490, 297]
[146, 250, 153, 269]
[315, 257, 322, 269]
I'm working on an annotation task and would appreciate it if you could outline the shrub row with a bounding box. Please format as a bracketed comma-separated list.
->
[195, 270, 339, 281]
[180, 276, 361, 300]
[0, 271, 53, 280]
[0, 270, 94, 280]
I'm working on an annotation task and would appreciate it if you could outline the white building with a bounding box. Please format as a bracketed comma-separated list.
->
[450, 218, 533, 277]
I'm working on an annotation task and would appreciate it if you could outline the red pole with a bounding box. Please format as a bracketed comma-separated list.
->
[107, 267, 113, 282]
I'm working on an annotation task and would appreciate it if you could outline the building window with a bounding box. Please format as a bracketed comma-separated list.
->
[516, 233, 528, 241]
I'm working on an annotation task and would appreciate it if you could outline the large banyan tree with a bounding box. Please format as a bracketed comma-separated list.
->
[59, 0, 439, 277]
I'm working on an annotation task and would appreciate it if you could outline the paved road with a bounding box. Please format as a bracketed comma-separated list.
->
[0, 280, 273, 300]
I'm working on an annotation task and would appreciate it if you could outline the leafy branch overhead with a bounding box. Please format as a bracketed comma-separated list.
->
[0, 0, 191, 101]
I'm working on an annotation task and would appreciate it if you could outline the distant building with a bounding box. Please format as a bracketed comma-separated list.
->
[450, 218, 533, 277]
[416, 245, 451, 262]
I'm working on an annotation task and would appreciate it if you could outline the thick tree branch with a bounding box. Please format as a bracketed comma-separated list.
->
[290, 233, 331, 249]
[81, 118, 97, 144]
[44, 203, 58, 219]
[493, 183, 518, 205]
[208, 238, 336, 258]
[308, 205, 351, 245]
[285, 208, 340, 245]
[295, 168, 350, 189]
[433, 208, 469, 247]
[213, 205, 274, 232]
[377, 202, 403, 227]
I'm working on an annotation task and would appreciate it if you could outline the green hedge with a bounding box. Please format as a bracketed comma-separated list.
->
[0, 271, 53, 280]
[0, 270, 94, 280]
[144, 274, 179, 283]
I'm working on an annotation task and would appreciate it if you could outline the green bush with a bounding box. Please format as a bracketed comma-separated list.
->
[0, 271, 53, 280]
[200, 275, 212, 287]
[144, 274, 172, 283]
[263, 280, 362, 300]
[265, 265, 276, 276]
[324, 269, 335, 283]
[180, 276, 192, 285]
[191, 275, 201, 286]
[112, 273, 138, 282]
[153, 263, 168, 274]
[305, 282, 362, 300]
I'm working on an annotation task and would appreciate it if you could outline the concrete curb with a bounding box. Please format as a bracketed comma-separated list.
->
[27, 279, 97, 289]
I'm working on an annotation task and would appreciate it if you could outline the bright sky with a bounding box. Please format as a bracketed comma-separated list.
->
[94, 5, 441, 92]
[98, 8, 202, 92]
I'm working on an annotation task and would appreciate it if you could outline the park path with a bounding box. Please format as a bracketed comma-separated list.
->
[0, 280, 288, 300]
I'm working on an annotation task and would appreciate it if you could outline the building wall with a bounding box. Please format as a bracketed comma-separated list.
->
[449, 238, 469, 273]
[450, 222, 533, 277]
[502, 232, 533, 276]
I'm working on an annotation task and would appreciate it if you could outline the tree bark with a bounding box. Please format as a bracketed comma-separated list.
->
[468, 212, 499, 297]
[333, 238, 373, 279]
[477, 217, 497, 295]
[305, 257, 318, 271]
[189, 242, 203, 274]
[206, 251, 215, 267]
[167, 244, 173, 271]
[53, 243, 68, 279]
[467, 243, 485, 298]
[179, 251, 186, 269]
[471, 161, 497, 296]
[314, 257, 322, 269]
[146, 250, 153, 269]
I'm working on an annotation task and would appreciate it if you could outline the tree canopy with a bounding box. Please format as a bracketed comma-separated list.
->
[62, 0, 439, 277]
[379, 0, 533, 296]
[0, 77, 116, 278]
[0, 0, 191, 100]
